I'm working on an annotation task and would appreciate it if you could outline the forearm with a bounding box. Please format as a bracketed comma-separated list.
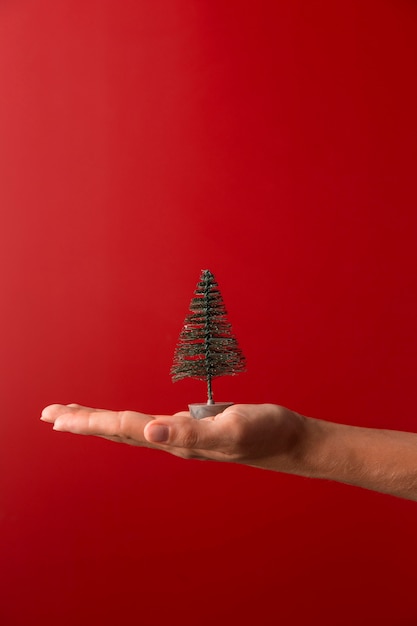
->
[255, 414, 417, 500]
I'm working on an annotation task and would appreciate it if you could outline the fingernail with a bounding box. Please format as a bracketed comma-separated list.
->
[147, 424, 169, 443]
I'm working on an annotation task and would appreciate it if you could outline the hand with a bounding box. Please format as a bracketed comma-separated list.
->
[40, 403, 307, 470]
[41, 403, 417, 499]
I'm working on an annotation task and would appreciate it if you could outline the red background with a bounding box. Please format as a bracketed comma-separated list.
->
[1, 1, 417, 624]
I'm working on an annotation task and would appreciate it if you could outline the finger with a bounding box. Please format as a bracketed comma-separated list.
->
[96, 434, 155, 448]
[41, 404, 156, 444]
[41, 404, 111, 421]
[41, 403, 111, 422]
[41, 403, 73, 423]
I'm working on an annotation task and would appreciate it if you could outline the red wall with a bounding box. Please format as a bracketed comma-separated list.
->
[1, 1, 417, 624]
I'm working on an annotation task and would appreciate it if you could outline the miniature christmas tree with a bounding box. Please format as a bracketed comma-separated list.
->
[171, 269, 246, 417]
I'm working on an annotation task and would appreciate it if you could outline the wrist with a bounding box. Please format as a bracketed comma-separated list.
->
[294, 415, 336, 479]
[268, 412, 341, 480]
[246, 407, 322, 475]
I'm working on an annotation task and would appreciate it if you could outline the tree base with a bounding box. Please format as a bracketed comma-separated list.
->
[188, 402, 234, 420]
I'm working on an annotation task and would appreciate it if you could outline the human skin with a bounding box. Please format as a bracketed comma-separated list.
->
[40, 403, 417, 501]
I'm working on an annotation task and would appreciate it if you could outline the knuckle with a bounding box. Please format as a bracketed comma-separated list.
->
[180, 428, 199, 449]
[228, 411, 248, 437]
[118, 411, 132, 437]
[225, 413, 252, 456]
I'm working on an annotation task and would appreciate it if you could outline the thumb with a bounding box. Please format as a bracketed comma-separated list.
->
[144, 415, 216, 449]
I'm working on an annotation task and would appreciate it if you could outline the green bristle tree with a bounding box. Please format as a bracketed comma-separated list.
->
[171, 269, 246, 405]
